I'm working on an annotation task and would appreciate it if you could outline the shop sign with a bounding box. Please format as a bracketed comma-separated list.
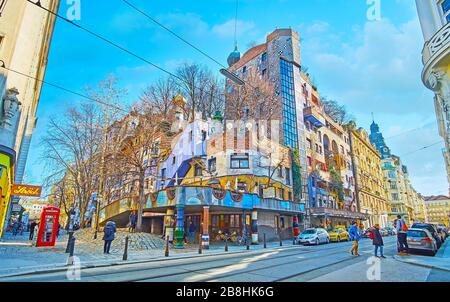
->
[11, 184, 42, 197]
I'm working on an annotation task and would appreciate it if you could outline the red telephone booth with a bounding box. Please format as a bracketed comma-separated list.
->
[36, 206, 60, 247]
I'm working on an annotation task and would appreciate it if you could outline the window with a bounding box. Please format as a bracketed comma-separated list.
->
[242, 66, 247, 73]
[208, 157, 216, 172]
[262, 68, 267, 77]
[194, 164, 203, 177]
[0, 1, 7, 16]
[285, 167, 291, 185]
[161, 168, 166, 180]
[189, 130, 193, 142]
[307, 156, 312, 167]
[201, 130, 207, 141]
[442, 0, 450, 22]
[261, 52, 267, 62]
[306, 138, 312, 149]
[230, 153, 249, 169]
[277, 167, 283, 177]
[172, 156, 176, 165]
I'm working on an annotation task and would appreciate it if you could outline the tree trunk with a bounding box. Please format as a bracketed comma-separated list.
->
[136, 173, 145, 232]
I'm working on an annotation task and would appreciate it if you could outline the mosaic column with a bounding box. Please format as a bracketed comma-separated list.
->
[164, 208, 174, 243]
[251, 210, 258, 244]
[174, 204, 185, 249]
[201, 206, 210, 250]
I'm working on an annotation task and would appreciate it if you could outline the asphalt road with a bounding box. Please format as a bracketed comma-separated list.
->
[2, 236, 448, 282]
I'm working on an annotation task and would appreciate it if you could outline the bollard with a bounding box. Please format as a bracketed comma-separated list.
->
[246, 237, 250, 250]
[225, 234, 228, 252]
[280, 235, 283, 247]
[66, 236, 76, 266]
[293, 238, 296, 245]
[123, 236, 129, 261]
[165, 235, 169, 257]
[263, 233, 266, 248]
[65, 231, 74, 253]
[198, 234, 202, 254]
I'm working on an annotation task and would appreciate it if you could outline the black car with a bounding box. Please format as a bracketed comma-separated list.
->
[411, 223, 442, 249]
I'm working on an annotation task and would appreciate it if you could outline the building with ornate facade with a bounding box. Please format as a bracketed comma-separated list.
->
[348, 124, 389, 227]
[415, 0, 450, 193]
[424, 195, 450, 226]
[0, 0, 59, 237]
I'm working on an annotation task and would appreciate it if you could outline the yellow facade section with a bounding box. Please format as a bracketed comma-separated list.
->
[350, 128, 389, 227]
[0, 152, 14, 238]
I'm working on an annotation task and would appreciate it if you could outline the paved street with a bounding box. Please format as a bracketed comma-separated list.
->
[2, 237, 449, 282]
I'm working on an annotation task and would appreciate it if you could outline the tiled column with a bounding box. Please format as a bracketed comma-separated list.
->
[201, 206, 210, 249]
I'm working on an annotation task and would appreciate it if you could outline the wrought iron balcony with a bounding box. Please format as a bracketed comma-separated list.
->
[421, 22, 450, 90]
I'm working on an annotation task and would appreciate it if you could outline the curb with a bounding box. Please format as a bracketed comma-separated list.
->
[0, 243, 300, 279]
[393, 255, 450, 272]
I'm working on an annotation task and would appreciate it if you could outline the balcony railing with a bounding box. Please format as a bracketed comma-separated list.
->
[422, 22, 450, 89]
[303, 106, 325, 128]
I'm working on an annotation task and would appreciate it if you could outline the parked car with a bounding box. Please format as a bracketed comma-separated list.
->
[385, 227, 396, 236]
[328, 228, 350, 242]
[411, 223, 442, 249]
[296, 228, 330, 245]
[379, 228, 389, 237]
[406, 228, 438, 256]
[436, 224, 448, 240]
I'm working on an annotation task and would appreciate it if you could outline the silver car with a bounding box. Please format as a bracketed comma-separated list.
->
[406, 228, 438, 256]
[296, 228, 330, 245]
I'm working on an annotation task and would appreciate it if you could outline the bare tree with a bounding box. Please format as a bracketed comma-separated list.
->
[107, 105, 172, 232]
[225, 69, 278, 121]
[321, 97, 354, 125]
[140, 77, 177, 117]
[41, 104, 102, 228]
[174, 63, 225, 121]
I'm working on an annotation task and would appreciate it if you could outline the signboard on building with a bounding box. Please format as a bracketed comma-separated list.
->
[11, 184, 42, 197]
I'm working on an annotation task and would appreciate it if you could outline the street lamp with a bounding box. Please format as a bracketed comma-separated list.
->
[220, 68, 245, 86]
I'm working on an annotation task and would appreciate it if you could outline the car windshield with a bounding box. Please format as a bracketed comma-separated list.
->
[407, 230, 426, 238]
[303, 229, 316, 234]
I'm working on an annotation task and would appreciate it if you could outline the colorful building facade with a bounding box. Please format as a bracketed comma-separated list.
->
[349, 125, 389, 227]
[416, 0, 450, 193]
[424, 195, 450, 226]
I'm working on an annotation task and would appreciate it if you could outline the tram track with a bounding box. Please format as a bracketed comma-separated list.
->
[122, 240, 387, 282]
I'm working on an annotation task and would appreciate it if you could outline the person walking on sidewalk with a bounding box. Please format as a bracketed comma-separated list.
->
[371, 224, 386, 258]
[396, 215, 409, 255]
[349, 221, 361, 256]
[188, 221, 196, 244]
[103, 221, 116, 254]
[29, 221, 37, 240]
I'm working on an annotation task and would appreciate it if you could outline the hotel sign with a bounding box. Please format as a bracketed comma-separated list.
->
[11, 184, 42, 197]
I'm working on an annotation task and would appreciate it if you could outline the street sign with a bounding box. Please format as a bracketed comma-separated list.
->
[11, 184, 42, 197]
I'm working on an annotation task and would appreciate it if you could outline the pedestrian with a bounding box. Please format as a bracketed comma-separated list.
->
[188, 220, 196, 244]
[130, 211, 137, 233]
[12, 221, 19, 236]
[348, 221, 361, 256]
[103, 221, 116, 254]
[396, 215, 409, 255]
[56, 223, 61, 238]
[29, 220, 37, 240]
[371, 224, 386, 258]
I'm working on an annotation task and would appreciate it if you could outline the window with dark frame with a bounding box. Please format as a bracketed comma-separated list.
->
[230, 153, 249, 169]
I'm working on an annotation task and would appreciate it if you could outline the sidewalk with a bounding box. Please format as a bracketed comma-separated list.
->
[0, 231, 297, 278]
[394, 238, 450, 272]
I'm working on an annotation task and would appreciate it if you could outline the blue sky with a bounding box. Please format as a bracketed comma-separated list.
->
[25, 0, 447, 196]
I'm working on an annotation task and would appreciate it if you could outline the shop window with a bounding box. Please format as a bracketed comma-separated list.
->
[280, 217, 285, 229]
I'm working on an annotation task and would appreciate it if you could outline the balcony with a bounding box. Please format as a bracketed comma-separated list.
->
[304, 107, 325, 128]
[421, 22, 450, 90]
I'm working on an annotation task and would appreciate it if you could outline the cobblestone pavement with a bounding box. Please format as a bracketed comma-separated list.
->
[0, 229, 295, 277]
